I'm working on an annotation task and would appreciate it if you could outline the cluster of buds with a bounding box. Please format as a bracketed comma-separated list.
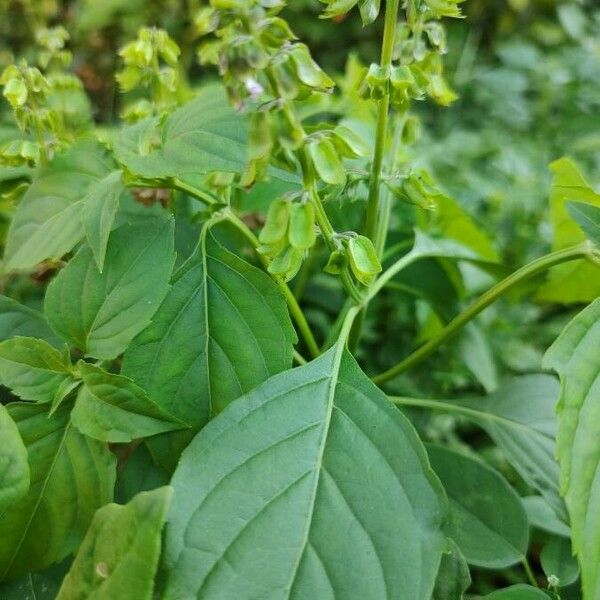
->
[0, 62, 52, 165]
[320, 0, 382, 26]
[116, 27, 181, 121]
[35, 26, 71, 71]
[384, 169, 446, 210]
[325, 233, 382, 285]
[196, 0, 343, 185]
[357, 0, 462, 111]
[0, 26, 91, 166]
[258, 196, 317, 282]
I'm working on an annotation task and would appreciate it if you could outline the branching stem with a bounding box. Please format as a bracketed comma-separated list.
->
[373, 242, 599, 384]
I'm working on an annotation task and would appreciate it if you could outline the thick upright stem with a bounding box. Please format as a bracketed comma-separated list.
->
[363, 0, 400, 243]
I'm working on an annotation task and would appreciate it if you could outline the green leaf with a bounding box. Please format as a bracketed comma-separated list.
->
[417, 194, 499, 262]
[543, 298, 600, 598]
[567, 200, 600, 247]
[56, 487, 172, 600]
[0, 560, 70, 600]
[0, 295, 60, 345]
[71, 363, 186, 443]
[122, 226, 296, 425]
[115, 444, 169, 504]
[81, 170, 125, 272]
[0, 403, 115, 580]
[484, 585, 550, 599]
[540, 536, 579, 588]
[537, 158, 600, 303]
[0, 337, 73, 403]
[44, 213, 175, 359]
[427, 444, 529, 568]
[115, 86, 249, 183]
[396, 375, 565, 522]
[522, 496, 570, 538]
[3, 140, 115, 272]
[165, 346, 446, 599]
[433, 539, 471, 600]
[0, 403, 29, 512]
[462, 375, 565, 521]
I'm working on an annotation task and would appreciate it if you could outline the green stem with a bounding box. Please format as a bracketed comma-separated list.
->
[373, 242, 599, 385]
[172, 178, 218, 206]
[225, 211, 321, 359]
[300, 151, 364, 304]
[363, 0, 400, 243]
[373, 111, 406, 257]
[522, 558, 539, 588]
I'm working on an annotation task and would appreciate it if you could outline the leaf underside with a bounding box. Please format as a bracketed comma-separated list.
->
[165, 347, 445, 600]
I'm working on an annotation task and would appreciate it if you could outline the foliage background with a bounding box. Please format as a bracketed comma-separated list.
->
[1, 0, 599, 596]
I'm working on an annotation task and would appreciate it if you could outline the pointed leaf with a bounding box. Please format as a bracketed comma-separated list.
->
[0, 403, 29, 512]
[56, 487, 172, 600]
[44, 213, 175, 359]
[115, 87, 247, 182]
[408, 375, 565, 522]
[0, 295, 60, 345]
[72, 363, 187, 443]
[543, 298, 600, 598]
[0, 337, 73, 403]
[427, 444, 529, 568]
[4, 140, 115, 272]
[122, 227, 296, 425]
[81, 170, 124, 272]
[0, 403, 115, 580]
[165, 346, 445, 599]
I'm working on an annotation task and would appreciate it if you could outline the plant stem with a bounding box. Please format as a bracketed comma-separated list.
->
[522, 558, 539, 588]
[373, 111, 406, 257]
[372, 242, 599, 385]
[363, 0, 400, 243]
[225, 211, 321, 359]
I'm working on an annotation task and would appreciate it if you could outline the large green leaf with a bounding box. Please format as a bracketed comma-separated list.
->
[3, 140, 115, 272]
[56, 487, 172, 600]
[44, 213, 175, 359]
[394, 375, 565, 522]
[165, 345, 446, 599]
[0, 403, 29, 512]
[81, 170, 125, 272]
[0, 296, 60, 345]
[0, 403, 115, 581]
[543, 298, 600, 598]
[114, 87, 247, 182]
[0, 337, 73, 403]
[453, 375, 564, 521]
[71, 363, 186, 443]
[427, 444, 529, 568]
[537, 158, 600, 303]
[122, 226, 296, 425]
